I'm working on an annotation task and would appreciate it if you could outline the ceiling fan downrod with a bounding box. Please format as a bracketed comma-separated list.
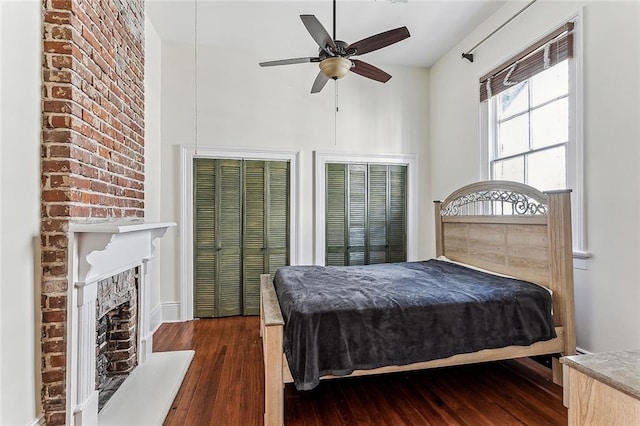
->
[333, 0, 336, 41]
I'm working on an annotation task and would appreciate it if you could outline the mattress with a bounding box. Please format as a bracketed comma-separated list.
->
[273, 259, 556, 390]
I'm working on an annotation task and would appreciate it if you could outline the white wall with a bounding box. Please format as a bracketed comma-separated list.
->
[158, 41, 430, 308]
[0, 1, 3, 420]
[0, 1, 3, 419]
[144, 14, 165, 326]
[429, 1, 640, 353]
[0, 0, 42, 423]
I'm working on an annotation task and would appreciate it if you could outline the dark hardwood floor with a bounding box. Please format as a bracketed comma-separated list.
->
[154, 317, 567, 425]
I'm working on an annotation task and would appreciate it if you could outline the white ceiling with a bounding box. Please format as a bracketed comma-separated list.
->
[146, 0, 506, 68]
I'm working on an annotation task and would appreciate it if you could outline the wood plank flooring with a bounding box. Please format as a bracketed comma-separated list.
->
[154, 317, 567, 425]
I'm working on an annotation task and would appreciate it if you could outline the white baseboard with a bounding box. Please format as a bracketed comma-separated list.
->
[161, 302, 181, 323]
[150, 303, 163, 334]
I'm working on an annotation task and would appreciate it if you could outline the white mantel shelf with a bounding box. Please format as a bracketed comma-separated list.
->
[69, 220, 177, 234]
[70, 221, 176, 287]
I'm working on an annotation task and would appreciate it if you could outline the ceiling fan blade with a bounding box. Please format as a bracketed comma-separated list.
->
[311, 71, 330, 94]
[350, 59, 392, 83]
[348, 27, 410, 56]
[259, 57, 320, 67]
[300, 15, 337, 55]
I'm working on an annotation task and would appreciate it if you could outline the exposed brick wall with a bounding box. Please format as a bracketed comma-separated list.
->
[41, 0, 145, 423]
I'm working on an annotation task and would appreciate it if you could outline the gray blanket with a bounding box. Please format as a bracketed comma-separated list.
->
[273, 260, 556, 390]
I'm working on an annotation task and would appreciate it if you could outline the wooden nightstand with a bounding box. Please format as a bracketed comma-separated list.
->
[561, 350, 640, 425]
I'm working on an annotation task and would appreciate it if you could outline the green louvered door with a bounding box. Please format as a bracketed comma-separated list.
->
[325, 162, 407, 266]
[367, 164, 407, 264]
[243, 161, 266, 316]
[348, 165, 367, 265]
[387, 165, 407, 262]
[265, 162, 290, 275]
[218, 160, 243, 316]
[193, 159, 242, 317]
[194, 158, 289, 317]
[326, 164, 348, 266]
[368, 165, 388, 264]
[242, 161, 289, 315]
[193, 159, 218, 317]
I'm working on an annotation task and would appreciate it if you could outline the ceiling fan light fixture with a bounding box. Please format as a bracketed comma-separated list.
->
[319, 57, 352, 80]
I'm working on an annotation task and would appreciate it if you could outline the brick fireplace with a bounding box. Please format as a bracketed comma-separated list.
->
[41, 0, 147, 423]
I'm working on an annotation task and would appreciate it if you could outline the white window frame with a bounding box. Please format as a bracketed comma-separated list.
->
[180, 146, 300, 321]
[480, 12, 587, 267]
[314, 151, 418, 266]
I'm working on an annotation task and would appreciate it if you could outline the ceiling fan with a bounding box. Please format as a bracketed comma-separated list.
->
[258, 0, 410, 94]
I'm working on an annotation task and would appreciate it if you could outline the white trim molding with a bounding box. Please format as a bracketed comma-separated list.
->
[180, 146, 300, 322]
[150, 303, 163, 333]
[567, 10, 586, 255]
[161, 302, 181, 323]
[314, 151, 418, 266]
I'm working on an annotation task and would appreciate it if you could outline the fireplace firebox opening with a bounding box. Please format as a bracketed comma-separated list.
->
[95, 267, 139, 411]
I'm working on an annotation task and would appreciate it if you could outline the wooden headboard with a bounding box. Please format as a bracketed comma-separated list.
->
[434, 180, 575, 356]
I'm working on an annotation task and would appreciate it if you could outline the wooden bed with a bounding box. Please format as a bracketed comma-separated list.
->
[260, 180, 576, 425]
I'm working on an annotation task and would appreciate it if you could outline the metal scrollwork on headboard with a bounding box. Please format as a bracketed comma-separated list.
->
[440, 181, 548, 216]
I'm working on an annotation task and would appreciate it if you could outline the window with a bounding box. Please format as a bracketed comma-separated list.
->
[490, 61, 568, 191]
[481, 19, 586, 257]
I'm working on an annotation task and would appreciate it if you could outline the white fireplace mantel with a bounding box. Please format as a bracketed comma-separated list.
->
[67, 221, 177, 425]
[70, 221, 176, 286]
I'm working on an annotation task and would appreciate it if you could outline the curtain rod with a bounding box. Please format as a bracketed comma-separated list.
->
[462, 0, 538, 63]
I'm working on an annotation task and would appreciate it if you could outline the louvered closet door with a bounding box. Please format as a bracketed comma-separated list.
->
[193, 159, 218, 317]
[195, 158, 289, 317]
[193, 158, 243, 317]
[348, 165, 367, 265]
[388, 165, 407, 262]
[368, 164, 407, 264]
[243, 161, 266, 316]
[367, 165, 388, 264]
[243, 160, 290, 315]
[265, 161, 289, 275]
[325, 162, 407, 266]
[326, 164, 348, 266]
[217, 160, 243, 316]
[325, 163, 367, 266]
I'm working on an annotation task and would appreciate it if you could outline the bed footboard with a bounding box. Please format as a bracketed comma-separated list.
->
[260, 273, 284, 426]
